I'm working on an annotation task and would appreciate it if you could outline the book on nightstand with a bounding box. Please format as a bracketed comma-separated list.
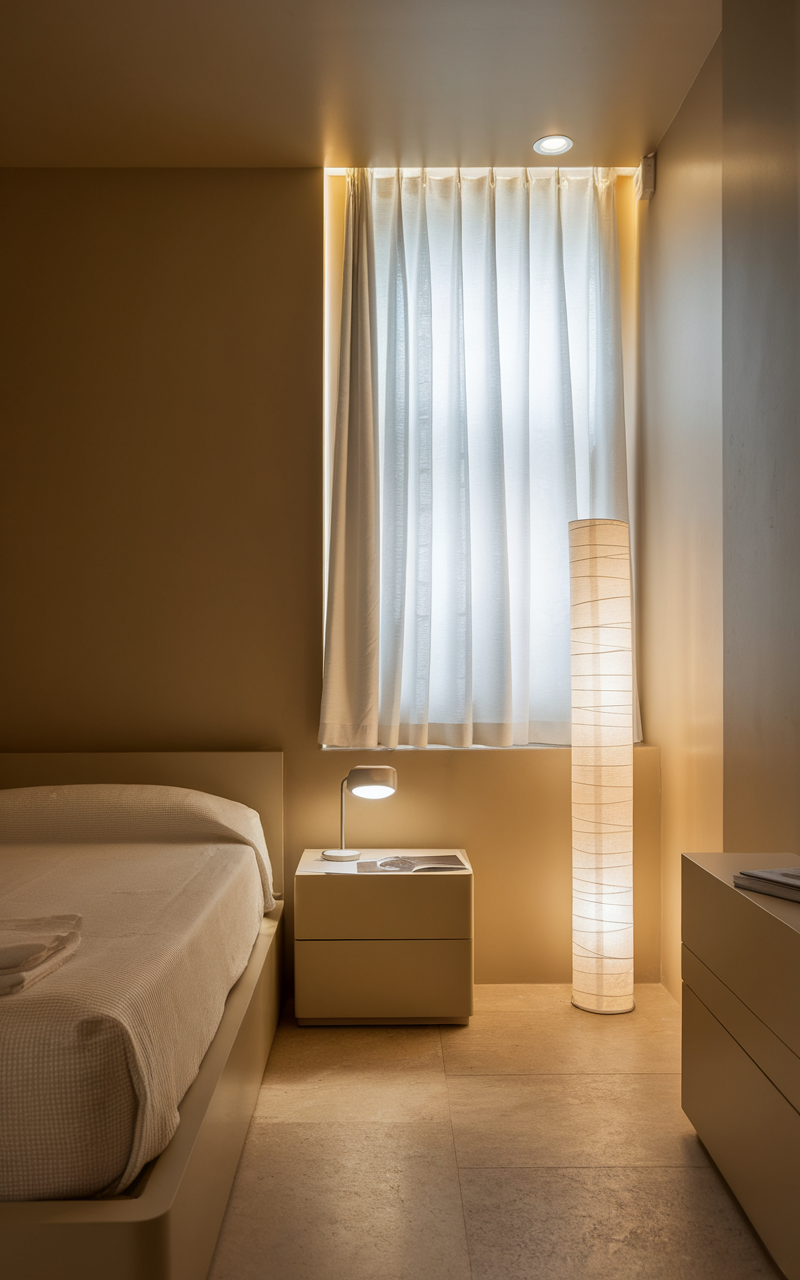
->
[733, 867, 800, 904]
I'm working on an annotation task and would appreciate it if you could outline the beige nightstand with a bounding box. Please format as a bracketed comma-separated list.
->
[294, 848, 473, 1025]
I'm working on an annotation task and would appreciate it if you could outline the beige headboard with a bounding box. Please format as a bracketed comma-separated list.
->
[0, 751, 284, 900]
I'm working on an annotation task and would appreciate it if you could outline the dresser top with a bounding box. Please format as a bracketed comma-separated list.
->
[683, 850, 800, 936]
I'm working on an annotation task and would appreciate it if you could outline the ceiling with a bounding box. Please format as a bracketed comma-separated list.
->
[0, 0, 721, 168]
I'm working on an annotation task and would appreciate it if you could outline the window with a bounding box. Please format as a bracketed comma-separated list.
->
[321, 167, 635, 749]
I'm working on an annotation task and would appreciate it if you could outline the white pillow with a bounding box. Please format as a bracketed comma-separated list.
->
[0, 783, 274, 910]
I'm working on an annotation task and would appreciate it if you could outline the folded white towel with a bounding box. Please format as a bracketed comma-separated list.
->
[0, 915, 82, 996]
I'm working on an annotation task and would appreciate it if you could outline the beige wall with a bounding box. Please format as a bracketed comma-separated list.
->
[640, 5, 800, 999]
[638, 40, 724, 999]
[0, 166, 661, 985]
[721, 0, 800, 857]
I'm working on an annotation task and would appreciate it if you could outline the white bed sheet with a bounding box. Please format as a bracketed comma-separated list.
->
[0, 839, 264, 1201]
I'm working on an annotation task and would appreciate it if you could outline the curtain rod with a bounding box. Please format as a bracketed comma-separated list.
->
[326, 166, 639, 176]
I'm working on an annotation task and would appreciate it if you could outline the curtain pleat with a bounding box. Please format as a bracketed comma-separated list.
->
[319, 170, 381, 747]
[461, 172, 512, 742]
[321, 166, 636, 749]
[398, 174, 434, 746]
[525, 170, 578, 744]
[373, 172, 409, 743]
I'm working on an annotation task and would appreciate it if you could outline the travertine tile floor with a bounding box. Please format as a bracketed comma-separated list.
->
[209, 985, 782, 1279]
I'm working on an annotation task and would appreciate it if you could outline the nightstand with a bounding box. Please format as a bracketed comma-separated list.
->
[294, 848, 473, 1024]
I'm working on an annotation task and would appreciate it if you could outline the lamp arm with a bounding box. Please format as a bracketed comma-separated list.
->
[340, 776, 347, 850]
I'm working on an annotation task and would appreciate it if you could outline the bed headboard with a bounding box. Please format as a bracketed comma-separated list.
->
[0, 751, 284, 900]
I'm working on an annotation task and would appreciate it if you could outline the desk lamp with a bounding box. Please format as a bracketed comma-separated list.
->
[322, 766, 398, 862]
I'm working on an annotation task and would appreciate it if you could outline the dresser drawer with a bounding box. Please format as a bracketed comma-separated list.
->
[682, 984, 800, 1280]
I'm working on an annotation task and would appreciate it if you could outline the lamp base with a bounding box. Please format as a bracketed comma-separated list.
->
[321, 849, 361, 862]
[571, 998, 636, 1015]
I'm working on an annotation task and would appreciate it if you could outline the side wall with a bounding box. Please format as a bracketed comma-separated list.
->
[0, 168, 660, 983]
[722, 0, 800, 857]
[639, 40, 724, 998]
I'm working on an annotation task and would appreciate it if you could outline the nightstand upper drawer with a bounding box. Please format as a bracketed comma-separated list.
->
[295, 848, 473, 940]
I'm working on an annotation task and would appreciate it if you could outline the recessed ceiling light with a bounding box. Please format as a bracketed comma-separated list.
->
[533, 135, 573, 156]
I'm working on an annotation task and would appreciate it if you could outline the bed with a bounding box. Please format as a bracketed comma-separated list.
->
[0, 751, 284, 1280]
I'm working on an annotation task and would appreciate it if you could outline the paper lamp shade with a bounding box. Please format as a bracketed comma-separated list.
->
[569, 518, 634, 1015]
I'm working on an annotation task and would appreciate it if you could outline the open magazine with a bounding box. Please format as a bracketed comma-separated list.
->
[733, 867, 800, 904]
[357, 854, 467, 874]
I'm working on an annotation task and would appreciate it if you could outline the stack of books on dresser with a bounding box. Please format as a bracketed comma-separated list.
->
[733, 867, 800, 903]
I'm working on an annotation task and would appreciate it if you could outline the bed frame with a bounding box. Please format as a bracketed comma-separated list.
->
[0, 751, 284, 1280]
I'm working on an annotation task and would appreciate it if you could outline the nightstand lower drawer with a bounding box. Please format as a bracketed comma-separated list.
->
[295, 939, 473, 1021]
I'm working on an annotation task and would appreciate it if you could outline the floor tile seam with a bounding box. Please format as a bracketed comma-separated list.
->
[442, 1070, 683, 1079]
[251, 1117, 456, 1125]
[467, 1008, 680, 1016]
[263, 1065, 449, 1076]
[442, 1024, 476, 1280]
[245, 1116, 459, 1128]
[443, 1074, 682, 1082]
[436, 1021, 447, 1069]
[451, 1162, 714, 1171]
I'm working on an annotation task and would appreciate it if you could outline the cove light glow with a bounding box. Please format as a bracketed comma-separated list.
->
[533, 135, 573, 156]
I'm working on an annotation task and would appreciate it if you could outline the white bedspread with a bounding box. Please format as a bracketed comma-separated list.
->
[0, 787, 271, 1201]
[0, 783, 274, 910]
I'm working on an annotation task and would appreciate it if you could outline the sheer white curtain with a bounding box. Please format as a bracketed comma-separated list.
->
[320, 167, 632, 749]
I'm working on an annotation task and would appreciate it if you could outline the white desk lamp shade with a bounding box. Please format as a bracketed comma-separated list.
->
[569, 519, 634, 1014]
[347, 766, 397, 799]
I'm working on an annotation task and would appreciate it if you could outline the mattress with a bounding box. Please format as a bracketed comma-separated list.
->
[0, 785, 272, 1202]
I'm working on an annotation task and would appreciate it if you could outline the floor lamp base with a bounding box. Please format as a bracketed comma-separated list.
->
[571, 998, 636, 1015]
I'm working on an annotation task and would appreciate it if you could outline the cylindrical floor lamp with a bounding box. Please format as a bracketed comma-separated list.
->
[569, 518, 634, 1014]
